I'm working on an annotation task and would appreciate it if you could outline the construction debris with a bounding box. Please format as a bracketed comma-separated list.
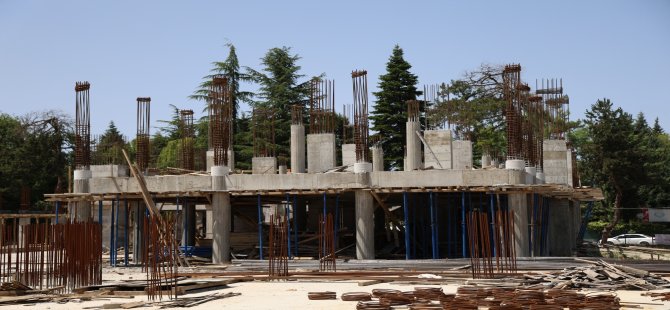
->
[522, 259, 669, 290]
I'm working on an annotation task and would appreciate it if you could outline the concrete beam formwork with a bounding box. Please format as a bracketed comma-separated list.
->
[405, 121, 421, 171]
[290, 124, 305, 173]
[306, 133, 336, 173]
[211, 166, 231, 264]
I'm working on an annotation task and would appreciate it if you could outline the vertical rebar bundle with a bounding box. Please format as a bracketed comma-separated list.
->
[252, 107, 276, 157]
[309, 78, 336, 134]
[291, 104, 303, 125]
[75, 82, 91, 170]
[407, 100, 420, 122]
[528, 95, 544, 169]
[518, 83, 533, 165]
[351, 70, 370, 162]
[178, 110, 195, 171]
[537, 79, 569, 140]
[0, 220, 102, 293]
[423, 84, 439, 129]
[144, 213, 178, 300]
[268, 214, 288, 279]
[502, 65, 522, 160]
[210, 77, 233, 166]
[319, 213, 336, 272]
[136, 97, 151, 172]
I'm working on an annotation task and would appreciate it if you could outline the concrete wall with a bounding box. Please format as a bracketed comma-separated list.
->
[91, 165, 129, 178]
[423, 130, 452, 169]
[547, 198, 575, 256]
[307, 133, 336, 173]
[543, 140, 569, 185]
[342, 144, 356, 167]
[452, 140, 473, 170]
[252, 157, 277, 174]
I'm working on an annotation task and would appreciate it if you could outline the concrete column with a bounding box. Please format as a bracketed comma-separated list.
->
[342, 144, 356, 166]
[355, 190, 374, 259]
[133, 201, 145, 264]
[228, 148, 235, 171]
[481, 154, 491, 168]
[509, 193, 529, 257]
[547, 198, 572, 256]
[290, 124, 305, 173]
[71, 169, 92, 222]
[371, 146, 384, 171]
[211, 166, 231, 264]
[307, 133, 336, 173]
[405, 121, 421, 171]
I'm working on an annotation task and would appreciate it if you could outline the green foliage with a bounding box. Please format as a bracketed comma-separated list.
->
[93, 121, 126, 165]
[157, 139, 180, 169]
[246, 46, 310, 162]
[0, 111, 71, 210]
[370, 45, 422, 170]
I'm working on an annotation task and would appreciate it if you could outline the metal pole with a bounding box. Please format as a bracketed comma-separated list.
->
[257, 194, 263, 260]
[489, 193, 496, 257]
[55, 201, 60, 224]
[322, 192, 326, 258]
[461, 192, 466, 258]
[430, 191, 438, 259]
[286, 193, 291, 259]
[124, 199, 129, 266]
[110, 198, 115, 266]
[334, 193, 340, 250]
[403, 191, 410, 260]
[292, 195, 298, 256]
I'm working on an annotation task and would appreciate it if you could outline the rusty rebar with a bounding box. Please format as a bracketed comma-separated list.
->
[136, 97, 151, 172]
[351, 70, 370, 162]
[268, 213, 288, 279]
[210, 77, 232, 166]
[291, 104, 303, 125]
[178, 110, 195, 170]
[319, 213, 336, 272]
[252, 107, 276, 157]
[308, 78, 335, 134]
[75, 81, 91, 170]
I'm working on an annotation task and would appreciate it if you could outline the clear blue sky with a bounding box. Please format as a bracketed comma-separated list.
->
[1, 0, 668, 137]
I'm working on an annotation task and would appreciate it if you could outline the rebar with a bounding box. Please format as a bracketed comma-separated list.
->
[178, 109, 195, 171]
[252, 107, 276, 157]
[309, 78, 335, 134]
[210, 77, 232, 166]
[268, 213, 288, 279]
[319, 213, 336, 272]
[136, 97, 151, 172]
[407, 100, 420, 122]
[291, 104, 303, 125]
[75, 81, 91, 170]
[537, 79, 569, 140]
[342, 104, 354, 144]
[502, 65, 522, 160]
[351, 70, 370, 162]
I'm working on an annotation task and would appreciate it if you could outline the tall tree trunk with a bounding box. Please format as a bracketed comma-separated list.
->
[600, 183, 623, 245]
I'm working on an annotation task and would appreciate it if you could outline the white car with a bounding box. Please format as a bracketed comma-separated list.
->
[606, 234, 655, 246]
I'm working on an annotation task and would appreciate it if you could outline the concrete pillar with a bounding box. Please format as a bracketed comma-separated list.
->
[133, 201, 145, 264]
[525, 166, 537, 185]
[355, 190, 374, 259]
[342, 144, 356, 166]
[371, 146, 384, 171]
[71, 169, 92, 222]
[206, 150, 214, 172]
[307, 133, 336, 173]
[228, 148, 235, 171]
[405, 121, 421, 171]
[543, 140, 569, 185]
[290, 124, 305, 173]
[252, 157, 277, 174]
[211, 166, 231, 264]
[481, 154, 491, 168]
[452, 140, 473, 169]
[423, 130, 452, 169]
[509, 193, 529, 257]
[547, 198, 572, 256]
[278, 165, 287, 174]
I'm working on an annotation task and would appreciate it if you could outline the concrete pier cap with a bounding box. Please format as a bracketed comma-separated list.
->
[524, 166, 537, 184]
[211, 166, 230, 176]
[354, 162, 372, 173]
[74, 169, 92, 180]
[505, 159, 525, 171]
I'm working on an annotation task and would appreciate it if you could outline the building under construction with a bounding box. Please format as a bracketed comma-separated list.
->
[19, 66, 602, 292]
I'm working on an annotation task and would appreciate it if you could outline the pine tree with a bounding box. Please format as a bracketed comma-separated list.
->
[370, 45, 422, 170]
[246, 46, 309, 163]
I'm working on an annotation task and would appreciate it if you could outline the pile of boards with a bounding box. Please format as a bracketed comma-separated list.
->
[522, 259, 670, 290]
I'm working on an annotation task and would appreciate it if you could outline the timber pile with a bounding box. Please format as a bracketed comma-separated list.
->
[642, 291, 670, 301]
[523, 259, 670, 290]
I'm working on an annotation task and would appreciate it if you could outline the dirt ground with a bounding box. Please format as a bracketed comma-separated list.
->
[13, 266, 669, 310]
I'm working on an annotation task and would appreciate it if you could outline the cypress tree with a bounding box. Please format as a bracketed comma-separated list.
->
[370, 45, 422, 170]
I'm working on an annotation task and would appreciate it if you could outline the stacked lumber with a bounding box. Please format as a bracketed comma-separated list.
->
[523, 259, 669, 290]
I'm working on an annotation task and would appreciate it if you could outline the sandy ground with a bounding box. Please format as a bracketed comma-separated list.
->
[7, 266, 669, 310]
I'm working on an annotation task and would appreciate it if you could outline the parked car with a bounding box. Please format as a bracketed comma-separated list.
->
[606, 234, 655, 246]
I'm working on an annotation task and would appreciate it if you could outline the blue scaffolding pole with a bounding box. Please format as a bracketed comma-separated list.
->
[293, 195, 298, 256]
[489, 193, 496, 257]
[403, 191, 410, 260]
[286, 193, 291, 259]
[257, 194, 263, 260]
[461, 192, 466, 258]
[430, 191, 438, 259]
[335, 194, 340, 250]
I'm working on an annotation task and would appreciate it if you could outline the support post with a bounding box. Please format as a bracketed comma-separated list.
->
[257, 194, 263, 260]
[430, 191, 438, 259]
[403, 191, 410, 260]
[211, 166, 231, 264]
[355, 190, 374, 259]
[461, 192, 466, 258]
[124, 199, 129, 266]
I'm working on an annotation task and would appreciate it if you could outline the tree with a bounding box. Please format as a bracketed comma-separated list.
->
[94, 121, 126, 165]
[246, 46, 310, 163]
[370, 45, 422, 169]
[190, 43, 253, 120]
[581, 99, 645, 244]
